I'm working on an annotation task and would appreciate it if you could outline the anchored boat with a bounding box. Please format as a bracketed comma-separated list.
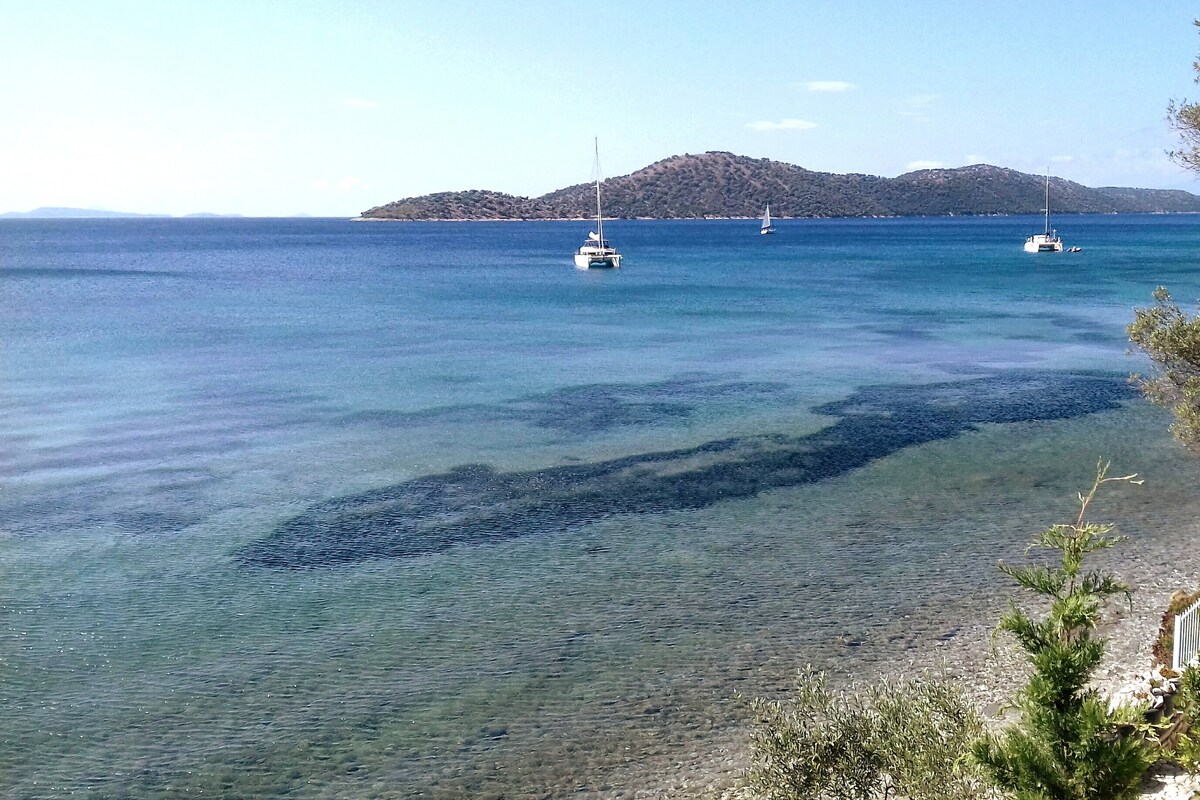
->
[1024, 172, 1064, 253]
[760, 203, 775, 235]
[574, 139, 622, 270]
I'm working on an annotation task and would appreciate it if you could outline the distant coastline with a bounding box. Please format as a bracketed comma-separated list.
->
[359, 152, 1200, 222]
[0, 208, 292, 220]
[0, 207, 170, 219]
[351, 211, 1200, 223]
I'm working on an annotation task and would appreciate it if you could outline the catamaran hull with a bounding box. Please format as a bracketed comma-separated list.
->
[574, 253, 621, 269]
[1023, 235, 1063, 253]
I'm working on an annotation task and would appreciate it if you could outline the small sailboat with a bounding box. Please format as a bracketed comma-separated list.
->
[574, 139, 622, 269]
[1023, 172, 1063, 253]
[760, 203, 775, 235]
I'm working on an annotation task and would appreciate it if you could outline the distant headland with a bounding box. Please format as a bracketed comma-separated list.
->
[358, 152, 1200, 221]
[0, 208, 253, 219]
[0, 207, 170, 219]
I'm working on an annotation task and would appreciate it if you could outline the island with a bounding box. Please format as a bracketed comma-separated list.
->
[359, 152, 1200, 220]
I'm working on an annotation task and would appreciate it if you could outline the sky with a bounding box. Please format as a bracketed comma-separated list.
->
[4, 1, 1200, 217]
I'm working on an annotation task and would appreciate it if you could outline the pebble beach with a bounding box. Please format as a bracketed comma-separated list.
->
[615, 520, 1200, 800]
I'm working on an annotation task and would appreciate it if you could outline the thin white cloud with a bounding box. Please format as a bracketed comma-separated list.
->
[336, 97, 382, 109]
[747, 118, 818, 132]
[311, 176, 368, 192]
[904, 94, 940, 109]
[898, 93, 940, 122]
[964, 154, 986, 164]
[1050, 154, 1075, 163]
[905, 160, 945, 171]
[804, 81, 855, 92]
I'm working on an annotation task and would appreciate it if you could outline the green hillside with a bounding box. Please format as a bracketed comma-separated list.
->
[360, 152, 1200, 220]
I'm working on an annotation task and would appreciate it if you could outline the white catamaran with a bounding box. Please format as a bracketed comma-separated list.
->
[760, 203, 775, 235]
[1023, 172, 1063, 253]
[574, 139, 622, 270]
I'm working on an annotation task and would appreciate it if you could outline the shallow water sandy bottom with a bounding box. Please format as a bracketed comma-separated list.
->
[6, 216, 1200, 798]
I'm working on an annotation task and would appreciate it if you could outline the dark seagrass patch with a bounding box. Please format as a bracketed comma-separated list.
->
[239, 369, 1134, 569]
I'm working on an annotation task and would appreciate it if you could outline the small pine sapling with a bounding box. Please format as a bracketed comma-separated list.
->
[972, 461, 1153, 800]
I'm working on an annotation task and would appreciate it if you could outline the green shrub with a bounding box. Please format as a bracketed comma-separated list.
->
[1128, 286, 1200, 449]
[1165, 665, 1200, 774]
[743, 668, 988, 800]
[972, 462, 1154, 800]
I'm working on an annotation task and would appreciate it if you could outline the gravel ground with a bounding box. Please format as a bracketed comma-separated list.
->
[599, 527, 1200, 800]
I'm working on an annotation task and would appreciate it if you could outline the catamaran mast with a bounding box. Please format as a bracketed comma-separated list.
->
[1043, 173, 1050, 235]
[594, 138, 604, 244]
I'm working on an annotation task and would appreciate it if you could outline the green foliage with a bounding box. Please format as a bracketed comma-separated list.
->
[1128, 286, 1200, 449]
[972, 462, 1154, 800]
[1168, 20, 1200, 175]
[1138, 22, 1200, 448]
[743, 668, 989, 800]
[1170, 666, 1200, 773]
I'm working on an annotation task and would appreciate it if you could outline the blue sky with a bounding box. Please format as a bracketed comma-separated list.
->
[4, 1, 1200, 216]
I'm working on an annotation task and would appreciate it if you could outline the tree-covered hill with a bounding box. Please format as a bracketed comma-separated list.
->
[359, 152, 1200, 220]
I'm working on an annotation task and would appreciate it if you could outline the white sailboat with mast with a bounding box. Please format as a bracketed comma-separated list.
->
[760, 203, 775, 235]
[1023, 172, 1064, 253]
[574, 138, 622, 269]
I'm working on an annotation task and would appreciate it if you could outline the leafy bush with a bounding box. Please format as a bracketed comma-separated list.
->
[1171, 666, 1200, 773]
[972, 462, 1154, 800]
[743, 668, 989, 800]
[1128, 286, 1200, 449]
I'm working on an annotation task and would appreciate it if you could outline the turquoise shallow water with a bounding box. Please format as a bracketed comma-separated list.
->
[5, 215, 1200, 797]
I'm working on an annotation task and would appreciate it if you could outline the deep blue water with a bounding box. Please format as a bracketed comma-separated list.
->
[5, 215, 1200, 798]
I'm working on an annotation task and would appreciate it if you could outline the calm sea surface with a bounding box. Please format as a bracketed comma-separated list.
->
[5, 215, 1200, 798]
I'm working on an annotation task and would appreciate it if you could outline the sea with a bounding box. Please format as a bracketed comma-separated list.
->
[5, 214, 1200, 799]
